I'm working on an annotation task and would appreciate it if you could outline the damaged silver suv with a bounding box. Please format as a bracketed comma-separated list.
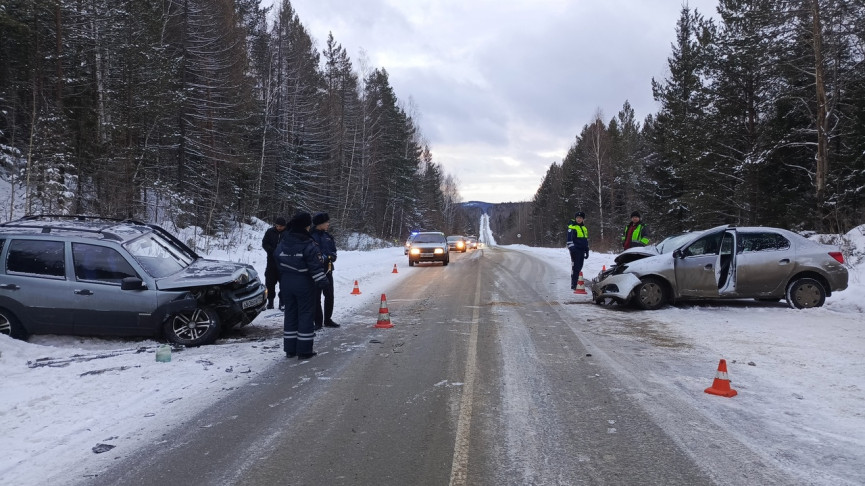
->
[0, 215, 266, 346]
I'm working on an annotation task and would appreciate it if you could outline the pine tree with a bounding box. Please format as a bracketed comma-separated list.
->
[705, 0, 781, 225]
[648, 6, 714, 234]
[322, 32, 364, 229]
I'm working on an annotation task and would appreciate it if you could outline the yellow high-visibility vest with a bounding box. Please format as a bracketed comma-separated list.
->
[568, 223, 588, 238]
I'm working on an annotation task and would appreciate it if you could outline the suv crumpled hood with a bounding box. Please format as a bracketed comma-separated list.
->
[614, 246, 660, 265]
[156, 259, 256, 290]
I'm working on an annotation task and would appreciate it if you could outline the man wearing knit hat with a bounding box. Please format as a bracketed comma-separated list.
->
[622, 211, 650, 250]
[567, 211, 589, 290]
[262, 216, 287, 309]
[311, 212, 340, 329]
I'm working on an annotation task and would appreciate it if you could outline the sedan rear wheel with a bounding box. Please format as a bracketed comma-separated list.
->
[164, 307, 221, 346]
[786, 278, 826, 309]
[634, 277, 667, 310]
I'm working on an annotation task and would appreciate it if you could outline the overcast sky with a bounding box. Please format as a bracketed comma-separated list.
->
[279, 0, 719, 203]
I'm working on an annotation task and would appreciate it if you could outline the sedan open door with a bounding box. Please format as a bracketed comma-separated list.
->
[673, 228, 737, 298]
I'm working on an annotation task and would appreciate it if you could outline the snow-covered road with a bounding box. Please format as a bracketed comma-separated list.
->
[1, 220, 863, 485]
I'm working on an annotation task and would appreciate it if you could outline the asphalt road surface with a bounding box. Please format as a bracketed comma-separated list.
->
[87, 246, 792, 485]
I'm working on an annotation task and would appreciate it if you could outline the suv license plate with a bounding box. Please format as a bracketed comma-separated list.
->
[243, 295, 264, 309]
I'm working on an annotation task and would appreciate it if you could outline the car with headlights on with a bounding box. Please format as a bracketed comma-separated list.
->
[0, 215, 266, 346]
[404, 231, 420, 255]
[590, 225, 848, 310]
[447, 235, 467, 253]
[464, 236, 478, 250]
[408, 232, 449, 266]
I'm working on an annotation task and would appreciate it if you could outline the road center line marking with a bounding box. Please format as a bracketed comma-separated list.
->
[449, 268, 482, 486]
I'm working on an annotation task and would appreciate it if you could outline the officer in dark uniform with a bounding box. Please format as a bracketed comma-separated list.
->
[262, 216, 287, 309]
[567, 211, 590, 290]
[311, 212, 340, 329]
[275, 212, 328, 360]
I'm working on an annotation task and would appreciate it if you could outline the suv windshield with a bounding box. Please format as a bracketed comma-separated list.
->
[124, 232, 196, 277]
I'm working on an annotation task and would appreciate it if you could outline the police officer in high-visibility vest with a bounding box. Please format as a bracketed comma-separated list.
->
[622, 211, 650, 249]
[567, 211, 590, 290]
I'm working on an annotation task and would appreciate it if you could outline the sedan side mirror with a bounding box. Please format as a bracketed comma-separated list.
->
[673, 249, 684, 259]
[121, 277, 145, 290]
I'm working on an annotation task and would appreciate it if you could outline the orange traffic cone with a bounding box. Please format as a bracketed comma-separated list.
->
[350, 280, 362, 295]
[573, 272, 588, 294]
[392, 264, 398, 274]
[705, 359, 738, 397]
[602, 265, 606, 272]
[374, 293, 394, 328]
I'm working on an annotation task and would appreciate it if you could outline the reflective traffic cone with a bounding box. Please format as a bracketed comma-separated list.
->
[573, 272, 588, 294]
[392, 264, 398, 274]
[350, 280, 362, 295]
[374, 293, 394, 329]
[705, 359, 738, 397]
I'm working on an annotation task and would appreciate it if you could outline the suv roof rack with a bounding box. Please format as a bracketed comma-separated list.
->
[17, 214, 147, 225]
[1, 214, 199, 259]
[0, 214, 148, 241]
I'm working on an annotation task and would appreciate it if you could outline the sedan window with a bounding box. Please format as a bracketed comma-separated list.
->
[739, 232, 791, 253]
[656, 233, 693, 254]
[413, 234, 446, 244]
[72, 243, 139, 284]
[682, 233, 723, 257]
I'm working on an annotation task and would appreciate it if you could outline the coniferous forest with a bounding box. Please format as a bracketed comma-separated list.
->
[1, 1, 863, 247]
[0, 0, 466, 240]
[527, 1, 865, 249]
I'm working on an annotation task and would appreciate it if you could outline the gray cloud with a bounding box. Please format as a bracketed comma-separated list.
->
[285, 0, 718, 203]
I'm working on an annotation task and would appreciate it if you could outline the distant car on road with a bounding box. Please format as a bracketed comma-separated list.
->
[0, 215, 266, 346]
[447, 235, 467, 253]
[591, 225, 848, 310]
[464, 236, 478, 250]
[408, 232, 449, 266]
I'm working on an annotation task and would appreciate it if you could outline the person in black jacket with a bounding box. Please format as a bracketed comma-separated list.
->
[275, 212, 328, 360]
[311, 212, 340, 329]
[262, 216, 287, 309]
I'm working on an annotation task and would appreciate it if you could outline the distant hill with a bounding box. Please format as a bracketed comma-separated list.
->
[461, 201, 495, 213]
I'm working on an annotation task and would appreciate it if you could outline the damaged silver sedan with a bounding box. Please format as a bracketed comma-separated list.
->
[590, 225, 848, 310]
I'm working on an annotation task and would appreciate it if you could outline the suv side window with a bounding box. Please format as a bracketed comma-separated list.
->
[72, 243, 138, 284]
[7, 240, 66, 278]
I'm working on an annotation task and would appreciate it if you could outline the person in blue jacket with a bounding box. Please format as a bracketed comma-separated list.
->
[311, 212, 340, 330]
[566, 211, 590, 290]
[275, 212, 328, 360]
